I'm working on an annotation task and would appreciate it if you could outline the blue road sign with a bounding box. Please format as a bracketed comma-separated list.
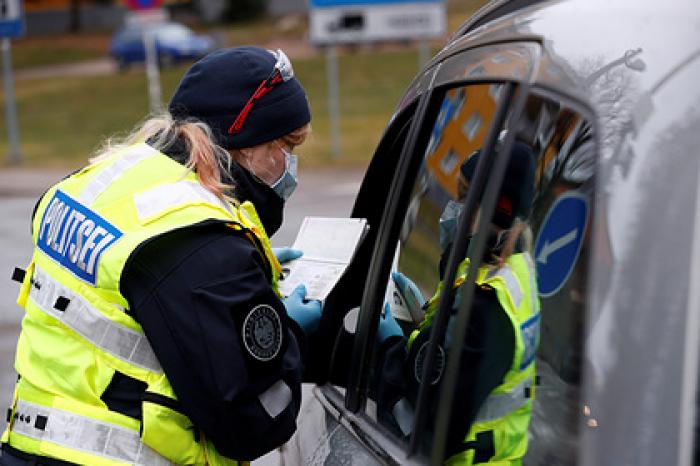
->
[0, 0, 24, 38]
[534, 192, 588, 297]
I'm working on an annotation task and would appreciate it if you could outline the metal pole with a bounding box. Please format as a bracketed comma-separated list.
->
[143, 29, 162, 114]
[2, 37, 22, 164]
[418, 40, 430, 69]
[325, 45, 341, 159]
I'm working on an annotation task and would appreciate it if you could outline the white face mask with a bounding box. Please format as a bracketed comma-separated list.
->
[439, 199, 463, 251]
[270, 147, 298, 201]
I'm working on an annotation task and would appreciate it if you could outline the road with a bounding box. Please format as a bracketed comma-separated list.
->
[0, 165, 365, 464]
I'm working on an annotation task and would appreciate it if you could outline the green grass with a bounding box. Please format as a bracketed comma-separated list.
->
[9, 33, 110, 70]
[7, 0, 486, 69]
[1, 0, 488, 169]
[0, 48, 421, 169]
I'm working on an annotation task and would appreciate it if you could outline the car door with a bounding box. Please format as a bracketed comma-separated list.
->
[283, 41, 544, 465]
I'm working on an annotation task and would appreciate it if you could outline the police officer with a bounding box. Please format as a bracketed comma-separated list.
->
[1, 47, 321, 465]
[376, 141, 540, 465]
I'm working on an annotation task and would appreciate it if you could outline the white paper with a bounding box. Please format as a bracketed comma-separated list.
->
[278, 217, 368, 301]
[383, 243, 414, 322]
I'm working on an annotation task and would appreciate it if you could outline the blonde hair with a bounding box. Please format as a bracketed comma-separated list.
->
[491, 218, 533, 268]
[91, 115, 312, 199]
[90, 113, 234, 199]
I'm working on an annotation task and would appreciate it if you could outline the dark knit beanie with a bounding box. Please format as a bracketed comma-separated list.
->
[168, 46, 311, 149]
[460, 140, 536, 229]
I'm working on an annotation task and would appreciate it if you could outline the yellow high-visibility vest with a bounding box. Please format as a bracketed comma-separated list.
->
[2, 143, 281, 466]
[412, 253, 540, 465]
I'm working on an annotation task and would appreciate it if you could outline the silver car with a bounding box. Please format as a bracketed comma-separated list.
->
[282, 0, 700, 464]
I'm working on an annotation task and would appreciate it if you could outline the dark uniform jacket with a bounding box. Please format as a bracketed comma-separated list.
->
[26, 140, 306, 462]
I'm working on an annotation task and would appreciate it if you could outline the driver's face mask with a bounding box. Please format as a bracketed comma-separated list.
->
[270, 146, 298, 201]
[439, 199, 464, 251]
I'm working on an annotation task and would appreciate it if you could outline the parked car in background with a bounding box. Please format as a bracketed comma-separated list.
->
[109, 22, 215, 70]
[281, 0, 700, 464]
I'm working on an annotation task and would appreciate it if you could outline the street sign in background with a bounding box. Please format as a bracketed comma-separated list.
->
[308, 0, 445, 159]
[534, 192, 589, 298]
[0, 0, 24, 38]
[309, 0, 446, 45]
[1, 0, 24, 164]
[125, 0, 163, 11]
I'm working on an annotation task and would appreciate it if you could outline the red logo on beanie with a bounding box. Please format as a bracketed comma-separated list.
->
[497, 197, 513, 216]
[229, 73, 284, 134]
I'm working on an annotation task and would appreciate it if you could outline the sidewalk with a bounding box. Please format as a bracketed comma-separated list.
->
[0, 167, 71, 198]
[14, 38, 320, 82]
[0, 165, 366, 198]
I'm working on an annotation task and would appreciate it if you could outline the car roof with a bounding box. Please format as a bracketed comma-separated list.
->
[449, 0, 547, 39]
[396, 0, 700, 151]
[437, 0, 699, 95]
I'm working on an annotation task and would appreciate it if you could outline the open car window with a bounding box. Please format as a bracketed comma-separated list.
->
[321, 102, 418, 389]
[362, 81, 511, 447]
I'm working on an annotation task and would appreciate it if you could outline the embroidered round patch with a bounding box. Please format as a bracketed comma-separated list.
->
[242, 304, 283, 362]
[414, 341, 445, 385]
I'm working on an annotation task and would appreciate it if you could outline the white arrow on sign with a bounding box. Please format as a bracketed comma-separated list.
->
[537, 228, 578, 265]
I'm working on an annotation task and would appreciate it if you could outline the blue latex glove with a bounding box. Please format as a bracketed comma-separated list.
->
[273, 247, 303, 264]
[377, 302, 403, 344]
[283, 284, 322, 334]
[392, 271, 426, 322]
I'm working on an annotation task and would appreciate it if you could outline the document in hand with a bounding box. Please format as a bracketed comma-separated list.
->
[383, 244, 413, 322]
[383, 243, 425, 323]
[278, 217, 368, 301]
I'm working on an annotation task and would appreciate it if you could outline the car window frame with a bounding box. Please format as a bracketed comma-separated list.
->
[346, 42, 543, 415]
[337, 77, 525, 463]
[422, 82, 530, 462]
[336, 78, 523, 462]
[342, 40, 544, 411]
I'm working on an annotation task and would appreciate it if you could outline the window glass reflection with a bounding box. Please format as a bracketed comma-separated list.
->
[368, 89, 597, 466]
[368, 84, 509, 459]
[524, 95, 595, 466]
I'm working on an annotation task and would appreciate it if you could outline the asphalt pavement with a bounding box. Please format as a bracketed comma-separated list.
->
[0, 164, 365, 464]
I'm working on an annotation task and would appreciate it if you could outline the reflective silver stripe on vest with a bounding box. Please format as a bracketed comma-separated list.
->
[28, 265, 162, 373]
[486, 265, 523, 308]
[523, 253, 540, 312]
[78, 144, 159, 207]
[134, 180, 234, 223]
[258, 380, 292, 419]
[474, 377, 532, 423]
[11, 399, 172, 466]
